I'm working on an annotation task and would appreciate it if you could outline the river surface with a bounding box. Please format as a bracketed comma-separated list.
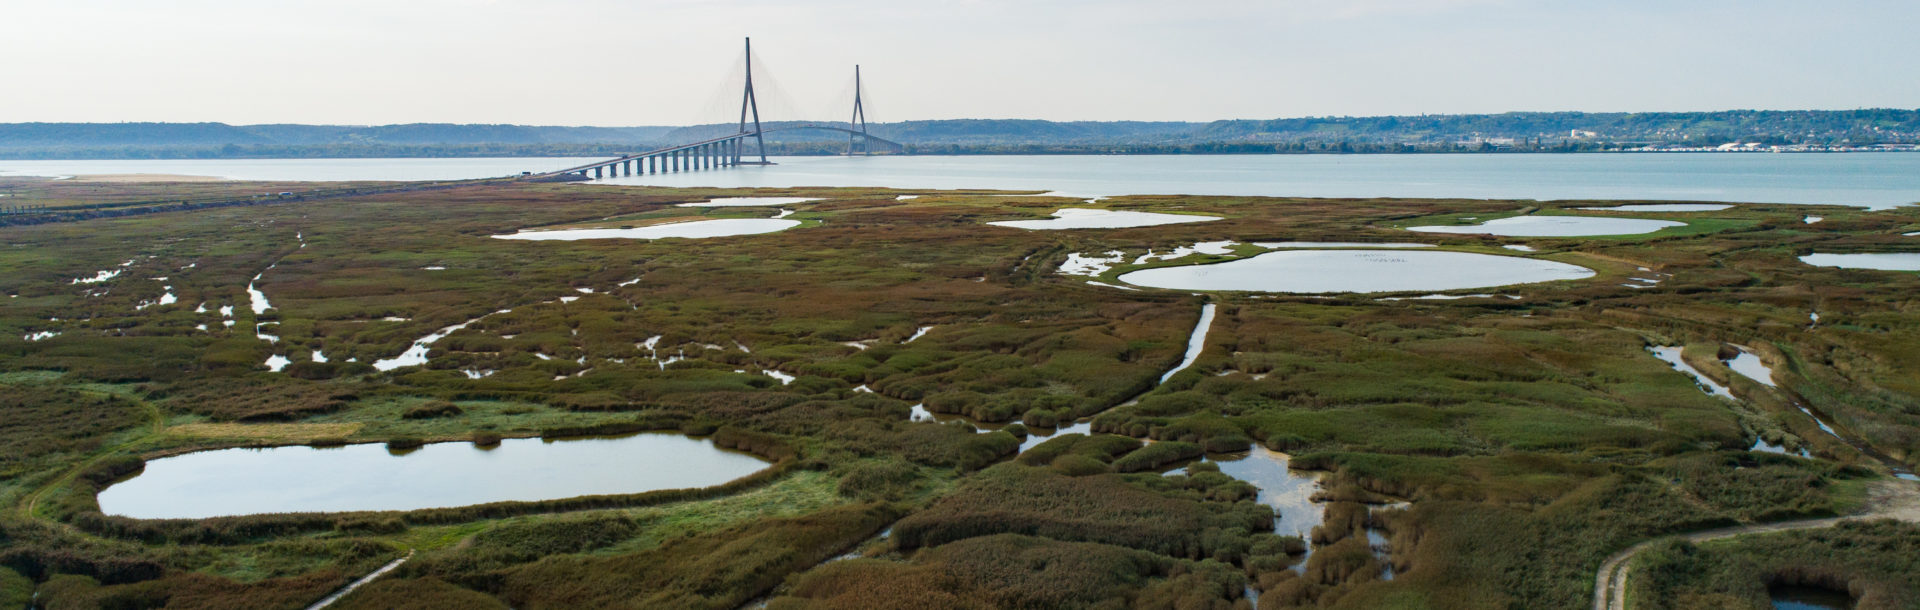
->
[7, 154, 1920, 208]
[97, 433, 769, 518]
[598, 154, 1920, 209]
[0, 157, 594, 182]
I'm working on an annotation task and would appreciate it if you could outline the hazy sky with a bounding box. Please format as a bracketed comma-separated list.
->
[3, 0, 1915, 125]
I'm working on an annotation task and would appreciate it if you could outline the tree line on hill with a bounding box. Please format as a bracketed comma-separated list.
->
[1, 109, 1914, 158]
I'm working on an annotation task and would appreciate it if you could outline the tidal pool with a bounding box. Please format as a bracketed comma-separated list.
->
[1797, 253, 1920, 271]
[986, 207, 1221, 230]
[97, 433, 770, 519]
[1116, 250, 1593, 293]
[1408, 215, 1684, 237]
[1576, 203, 1733, 212]
[492, 218, 801, 241]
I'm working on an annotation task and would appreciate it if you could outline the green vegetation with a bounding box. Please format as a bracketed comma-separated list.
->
[1, 177, 1917, 608]
[1630, 520, 1920, 609]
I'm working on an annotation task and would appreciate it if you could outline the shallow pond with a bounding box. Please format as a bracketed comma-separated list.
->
[1408, 215, 1684, 237]
[1798, 253, 1920, 271]
[1576, 203, 1733, 212]
[987, 207, 1220, 230]
[1769, 584, 1853, 610]
[1726, 349, 1778, 387]
[97, 433, 770, 518]
[1116, 250, 1593, 293]
[1207, 446, 1324, 542]
[1254, 241, 1433, 249]
[677, 197, 820, 207]
[492, 218, 801, 241]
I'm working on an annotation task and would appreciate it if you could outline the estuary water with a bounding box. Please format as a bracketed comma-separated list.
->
[7, 153, 1919, 208]
[602, 153, 1920, 209]
[97, 433, 770, 518]
[0, 157, 594, 182]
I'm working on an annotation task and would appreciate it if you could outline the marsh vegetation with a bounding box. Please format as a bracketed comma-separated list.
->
[1, 176, 1918, 608]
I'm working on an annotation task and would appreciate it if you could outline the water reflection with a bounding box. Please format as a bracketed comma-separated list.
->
[987, 207, 1221, 230]
[1798, 253, 1920, 271]
[1769, 584, 1853, 610]
[1206, 446, 1325, 543]
[1118, 250, 1593, 293]
[98, 433, 770, 518]
[492, 218, 801, 241]
[1408, 215, 1684, 237]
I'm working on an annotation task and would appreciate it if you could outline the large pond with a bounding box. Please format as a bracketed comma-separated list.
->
[678, 197, 820, 207]
[1798, 253, 1920, 271]
[1408, 215, 1684, 237]
[987, 207, 1220, 230]
[97, 433, 770, 518]
[1576, 203, 1733, 212]
[492, 218, 800, 241]
[1116, 250, 1594, 293]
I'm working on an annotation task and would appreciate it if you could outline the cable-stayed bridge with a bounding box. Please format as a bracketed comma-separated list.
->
[532, 39, 900, 181]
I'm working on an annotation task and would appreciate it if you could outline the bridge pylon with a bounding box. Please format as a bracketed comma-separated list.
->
[849, 65, 869, 156]
[737, 37, 772, 165]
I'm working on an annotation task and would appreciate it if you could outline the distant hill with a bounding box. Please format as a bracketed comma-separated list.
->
[0, 123, 678, 158]
[2, 110, 1916, 158]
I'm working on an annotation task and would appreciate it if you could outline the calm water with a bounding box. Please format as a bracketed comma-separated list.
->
[1117, 250, 1594, 293]
[987, 208, 1222, 230]
[1649, 346, 1735, 400]
[1769, 584, 1852, 610]
[7, 154, 1918, 208]
[1409, 215, 1684, 237]
[599, 153, 1920, 209]
[492, 218, 801, 241]
[97, 433, 770, 518]
[1726, 350, 1778, 387]
[678, 197, 821, 207]
[1799, 253, 1920, 271]
[1207, 447, 1325, 542]
[0, 157, 597, 182]
[1575, 203, 1733, 212]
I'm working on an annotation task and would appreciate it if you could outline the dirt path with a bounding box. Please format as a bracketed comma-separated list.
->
[1593, 480, 1920, 610]
[304, 551, 413, 610]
